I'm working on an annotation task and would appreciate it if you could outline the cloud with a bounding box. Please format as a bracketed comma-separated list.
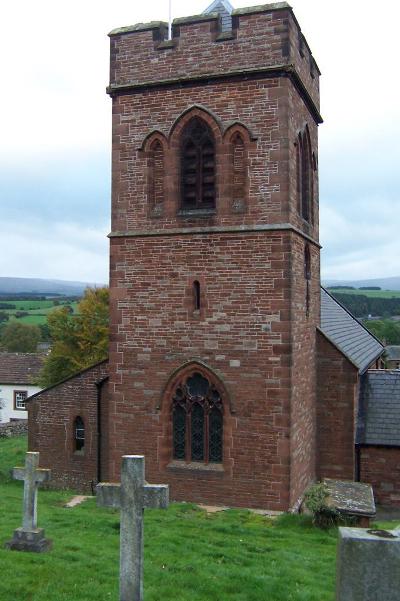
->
[0, 219, 109, 283]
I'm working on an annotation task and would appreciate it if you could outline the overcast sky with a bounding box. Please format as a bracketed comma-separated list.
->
[0, 0, 399, 284]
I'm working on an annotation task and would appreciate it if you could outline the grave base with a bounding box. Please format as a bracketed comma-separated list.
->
[5, 527, 52, 553]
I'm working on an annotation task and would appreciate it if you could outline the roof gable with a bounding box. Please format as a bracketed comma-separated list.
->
[203, 0, 233, 31]
[320, 287, 383, 374]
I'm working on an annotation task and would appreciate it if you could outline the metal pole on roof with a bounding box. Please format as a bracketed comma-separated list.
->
[168, 0, 172, 40]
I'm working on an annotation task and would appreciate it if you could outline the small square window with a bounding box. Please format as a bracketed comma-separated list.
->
[14, 390, 28, 410]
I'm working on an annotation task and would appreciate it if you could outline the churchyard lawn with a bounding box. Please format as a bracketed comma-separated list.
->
[0, 436, 392, 601]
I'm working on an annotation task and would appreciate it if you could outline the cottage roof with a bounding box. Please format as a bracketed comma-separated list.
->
[319, 287, 384, 374]
[0, 352, 44, 384]
[357, 370, 400, 447]
[385, 345, 400, 362]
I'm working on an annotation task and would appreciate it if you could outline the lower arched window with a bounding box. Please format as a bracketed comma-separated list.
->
[74, 416, 85, 452]
[172, 372, 223, 463]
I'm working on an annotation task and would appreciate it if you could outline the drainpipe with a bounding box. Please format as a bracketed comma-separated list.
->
[95, 380, 102, 484]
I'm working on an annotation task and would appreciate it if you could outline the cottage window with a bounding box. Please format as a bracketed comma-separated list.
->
[172, 372, 223, 463]
[14, 390, 28, 410]
[181, 118, 216, 210]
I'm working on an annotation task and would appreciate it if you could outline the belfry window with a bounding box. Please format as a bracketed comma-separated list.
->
[181, 118, 216, 210]
[74, 416, 85, 452]
[172, 372, 223, 463]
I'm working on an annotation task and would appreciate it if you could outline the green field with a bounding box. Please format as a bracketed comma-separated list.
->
[0, 299, 79, 326]
[327, 288, 400, 299]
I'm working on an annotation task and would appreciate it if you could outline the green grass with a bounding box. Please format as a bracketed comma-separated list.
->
[327, 288, 400, 299]
[0, 436, 397, 601]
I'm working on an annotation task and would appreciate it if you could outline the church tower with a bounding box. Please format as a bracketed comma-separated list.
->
[107, 1, 321, 510]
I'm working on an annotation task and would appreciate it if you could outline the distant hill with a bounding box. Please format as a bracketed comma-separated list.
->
[0, 277, 106, 296]
[323, 276, 400, 291]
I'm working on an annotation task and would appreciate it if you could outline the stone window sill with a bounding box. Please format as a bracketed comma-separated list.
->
[167, 460, 224, 474]
[177, 209, 216, 218]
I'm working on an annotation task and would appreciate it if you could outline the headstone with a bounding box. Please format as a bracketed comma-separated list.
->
[96, 455, 169, 601]
[5, 451, 52, 552]
[324, 478, 376, 527]
[336, 526, 400, 600]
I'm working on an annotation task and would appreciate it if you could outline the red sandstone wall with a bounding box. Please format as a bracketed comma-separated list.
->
[107, 4, 321, 510]
[316, 332, 358, 481]
[109, 232, 292, 510]
[289, 234, 319, 507]
[27, 362, 108, 492]
[360, 447, 400, 507]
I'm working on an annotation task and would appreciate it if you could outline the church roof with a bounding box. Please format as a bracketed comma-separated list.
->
[319, 287, 384, 374]
[203, 0, 234, 31]
[357, 370, 400, 447]
[0, 352, 44, 384]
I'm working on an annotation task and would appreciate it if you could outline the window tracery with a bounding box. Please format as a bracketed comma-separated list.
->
[172, 372, 223, 463]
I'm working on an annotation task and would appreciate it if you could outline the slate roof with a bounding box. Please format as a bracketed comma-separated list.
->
[203, 0, 233, 31]
[0, 353, 44, 384]
[385, 345, 400, 362]
[320, 287, 384, 374]
[357, 370, 400, 447]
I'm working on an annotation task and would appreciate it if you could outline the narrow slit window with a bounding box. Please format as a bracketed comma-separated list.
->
[193, 280, 201, 311]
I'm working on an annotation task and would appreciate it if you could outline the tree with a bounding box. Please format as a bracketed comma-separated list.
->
[38, 287, 109, 387]
[0, 321, 41, 353]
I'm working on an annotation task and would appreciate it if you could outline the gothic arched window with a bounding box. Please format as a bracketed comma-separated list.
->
[181, 118, 216, 210]
[172, 372, 223, 463]
[74, 416, 85, 452]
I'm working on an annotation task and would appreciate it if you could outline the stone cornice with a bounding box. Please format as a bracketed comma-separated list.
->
[107, 64, 323, 125]
[108, 223, 321, 247]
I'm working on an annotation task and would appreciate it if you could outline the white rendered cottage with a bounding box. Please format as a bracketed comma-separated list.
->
[0, 353, 44, 423]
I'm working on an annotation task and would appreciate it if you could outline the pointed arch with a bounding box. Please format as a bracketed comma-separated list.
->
[169, 105, 223, 141]
[141, 131, 168, 216]
[296, 124, 314, 224]
[157, 361, 234, 473]
[180, 117, 216, 209]
[164, 363, 227, 463]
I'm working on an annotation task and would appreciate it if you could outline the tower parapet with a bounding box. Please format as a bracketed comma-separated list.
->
[108, 2, 320, 118]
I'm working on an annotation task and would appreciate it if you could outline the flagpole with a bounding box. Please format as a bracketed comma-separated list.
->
[168, 0, 172, 39]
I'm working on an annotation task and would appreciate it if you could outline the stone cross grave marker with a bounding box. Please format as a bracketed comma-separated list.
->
[5, 451, 52, 552]
[96, 455, 169, 601]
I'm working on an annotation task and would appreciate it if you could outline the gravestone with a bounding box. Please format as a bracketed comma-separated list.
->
[96, 455, 169, 601]
[5, 451, 52, 552]
[336, 526, 400, 600]
[324, 478, 376, 527]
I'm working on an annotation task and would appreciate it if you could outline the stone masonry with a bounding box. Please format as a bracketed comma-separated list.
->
[106, 3, 321, 510]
